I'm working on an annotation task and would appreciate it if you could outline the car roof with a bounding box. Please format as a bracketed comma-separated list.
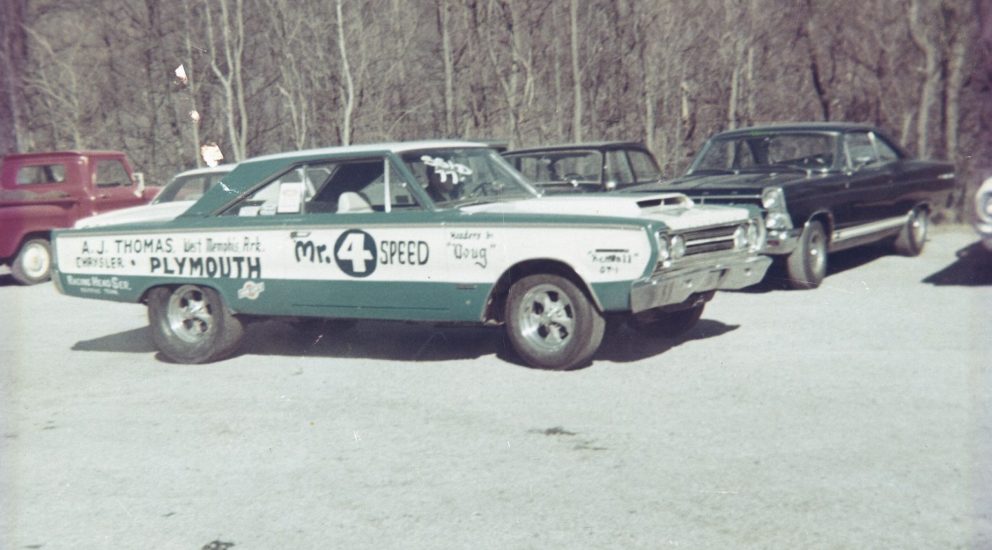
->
[243, 140, 488, 166]
[711, 122, 879, 138]
[505, 141, 649, 155]
[180, 140, 491, 217]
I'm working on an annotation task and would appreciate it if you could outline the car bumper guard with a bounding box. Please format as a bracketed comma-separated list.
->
[630, 254, 772, 313]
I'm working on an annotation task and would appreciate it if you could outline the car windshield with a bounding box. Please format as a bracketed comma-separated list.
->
[401, 148, 539, 207]
[504, 150, 602, 185]
[153, 170, 231, 204]
[689, 133, 837, 174]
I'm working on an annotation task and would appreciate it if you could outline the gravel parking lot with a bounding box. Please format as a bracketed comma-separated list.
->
[1, 226, 990, 549]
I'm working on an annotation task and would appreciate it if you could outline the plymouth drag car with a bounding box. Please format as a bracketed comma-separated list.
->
[633, 123, 957, 289]
[52, 141, 770, 370]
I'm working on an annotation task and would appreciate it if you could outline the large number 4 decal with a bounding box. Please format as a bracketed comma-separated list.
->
[334, 229, 377, 277]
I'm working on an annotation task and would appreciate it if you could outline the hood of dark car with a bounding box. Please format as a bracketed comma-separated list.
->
[632, 171, 820, 194]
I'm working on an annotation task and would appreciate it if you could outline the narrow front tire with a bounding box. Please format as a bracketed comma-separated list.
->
[786, 220, 828, 290]
[505, 274, 604, 370]
[894, 208, 928, 256]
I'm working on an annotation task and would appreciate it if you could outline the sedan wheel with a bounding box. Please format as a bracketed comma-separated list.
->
[894, 208, 928, 256]
[785, 220, 828, 290]
[148, 285, 244, 363]
[505, 274, 604, 370]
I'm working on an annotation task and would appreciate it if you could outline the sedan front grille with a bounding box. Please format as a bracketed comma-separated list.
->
[680, 225, 738, 256]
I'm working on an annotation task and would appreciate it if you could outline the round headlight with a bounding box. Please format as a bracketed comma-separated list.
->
[746, 221, 759, 249]
[657, 235, 671, 261]
[671, 235, 686, 259]
[761, 187, 784, 210]
[766, 211, 793, 230]
[733, 225, 749, 249]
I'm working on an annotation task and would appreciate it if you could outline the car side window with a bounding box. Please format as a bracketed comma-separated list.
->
[15, 163, 66, 185]
[94, 160, 132, 188]
[872, 134, 899, 163]
[844, 133, 878, 168]
[627, 150, 662, 183]
[228, 158, 420, 216]
[605, 150, 635, 185]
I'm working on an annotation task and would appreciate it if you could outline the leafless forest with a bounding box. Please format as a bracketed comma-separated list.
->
[1, 0, 989, 214]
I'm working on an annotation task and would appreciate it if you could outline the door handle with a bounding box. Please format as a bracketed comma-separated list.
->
[98, 193, 109, 199]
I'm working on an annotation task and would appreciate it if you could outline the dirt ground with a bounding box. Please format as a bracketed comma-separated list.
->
[1, 226, 989, 549]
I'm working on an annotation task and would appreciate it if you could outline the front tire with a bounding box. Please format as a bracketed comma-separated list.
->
[147, 285, 244, 363]
[505, 274, 605, 370]
[894, 208, 928, 256]
[11, 238, 52, 285]
[629, 303, 705, 338]
[786, 220, 828, 290]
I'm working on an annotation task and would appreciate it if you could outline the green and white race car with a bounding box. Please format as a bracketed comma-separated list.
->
[52, 141, 771, 370]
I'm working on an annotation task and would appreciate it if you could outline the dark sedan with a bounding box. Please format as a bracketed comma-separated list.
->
[631, 123, 958, 289]
[503, 141, 663, 193]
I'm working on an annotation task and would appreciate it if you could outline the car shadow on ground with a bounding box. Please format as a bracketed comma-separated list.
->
[70, 317, 739, 370]
[923, 241, 992, 286]
[734, 244, 894, 293]
[71, 327, 158, 353]
[0, 274, 19, 287]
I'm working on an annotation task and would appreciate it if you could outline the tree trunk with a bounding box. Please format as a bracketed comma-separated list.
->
[569, 0, 582, 142]
[336, 0, 355, 146]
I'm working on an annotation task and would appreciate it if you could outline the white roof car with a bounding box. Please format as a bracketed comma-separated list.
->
[74, 164, 235, 228]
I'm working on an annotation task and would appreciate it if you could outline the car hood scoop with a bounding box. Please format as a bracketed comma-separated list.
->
[461, 193, 750, 230]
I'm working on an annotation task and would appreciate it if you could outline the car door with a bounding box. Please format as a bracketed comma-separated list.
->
[840, 131, 894, 229]
[218, 154, 452, 321]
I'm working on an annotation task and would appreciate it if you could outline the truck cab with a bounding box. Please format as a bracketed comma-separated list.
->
[0, 151, 152, 284]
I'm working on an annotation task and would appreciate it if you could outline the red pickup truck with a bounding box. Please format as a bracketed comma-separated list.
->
[1, 151, 155, 285]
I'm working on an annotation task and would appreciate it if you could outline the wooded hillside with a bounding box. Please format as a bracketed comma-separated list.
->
[1, 0, 989, 216]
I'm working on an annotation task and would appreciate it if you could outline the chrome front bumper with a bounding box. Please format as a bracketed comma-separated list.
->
[762, 227, 802, 255]
[629, 254, 772, 313]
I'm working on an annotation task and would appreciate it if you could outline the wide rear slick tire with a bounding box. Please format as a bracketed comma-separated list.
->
[505, 274, 605, 371]
[11, 238, 52, 285]
[147, 285, 244, 364]
[894, 208, 928, 257]
[786, 220, 828, 290]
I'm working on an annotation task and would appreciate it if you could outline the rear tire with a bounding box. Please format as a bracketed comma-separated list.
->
[11, 238, 52, 285]
[894, 208, 928, 256]
[147, 285, 244, 363]
[786, 220, 827, 290]
[505, 274, 604, 370]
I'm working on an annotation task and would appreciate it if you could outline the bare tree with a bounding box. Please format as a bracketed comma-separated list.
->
[203, 0, 248, 161]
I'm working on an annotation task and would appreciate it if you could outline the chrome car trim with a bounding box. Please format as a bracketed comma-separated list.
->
[831, 214, 908, 243]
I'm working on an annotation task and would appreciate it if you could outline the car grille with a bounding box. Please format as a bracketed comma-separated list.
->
[655, 223, 742, 273]
[679, 225, 739, 255]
